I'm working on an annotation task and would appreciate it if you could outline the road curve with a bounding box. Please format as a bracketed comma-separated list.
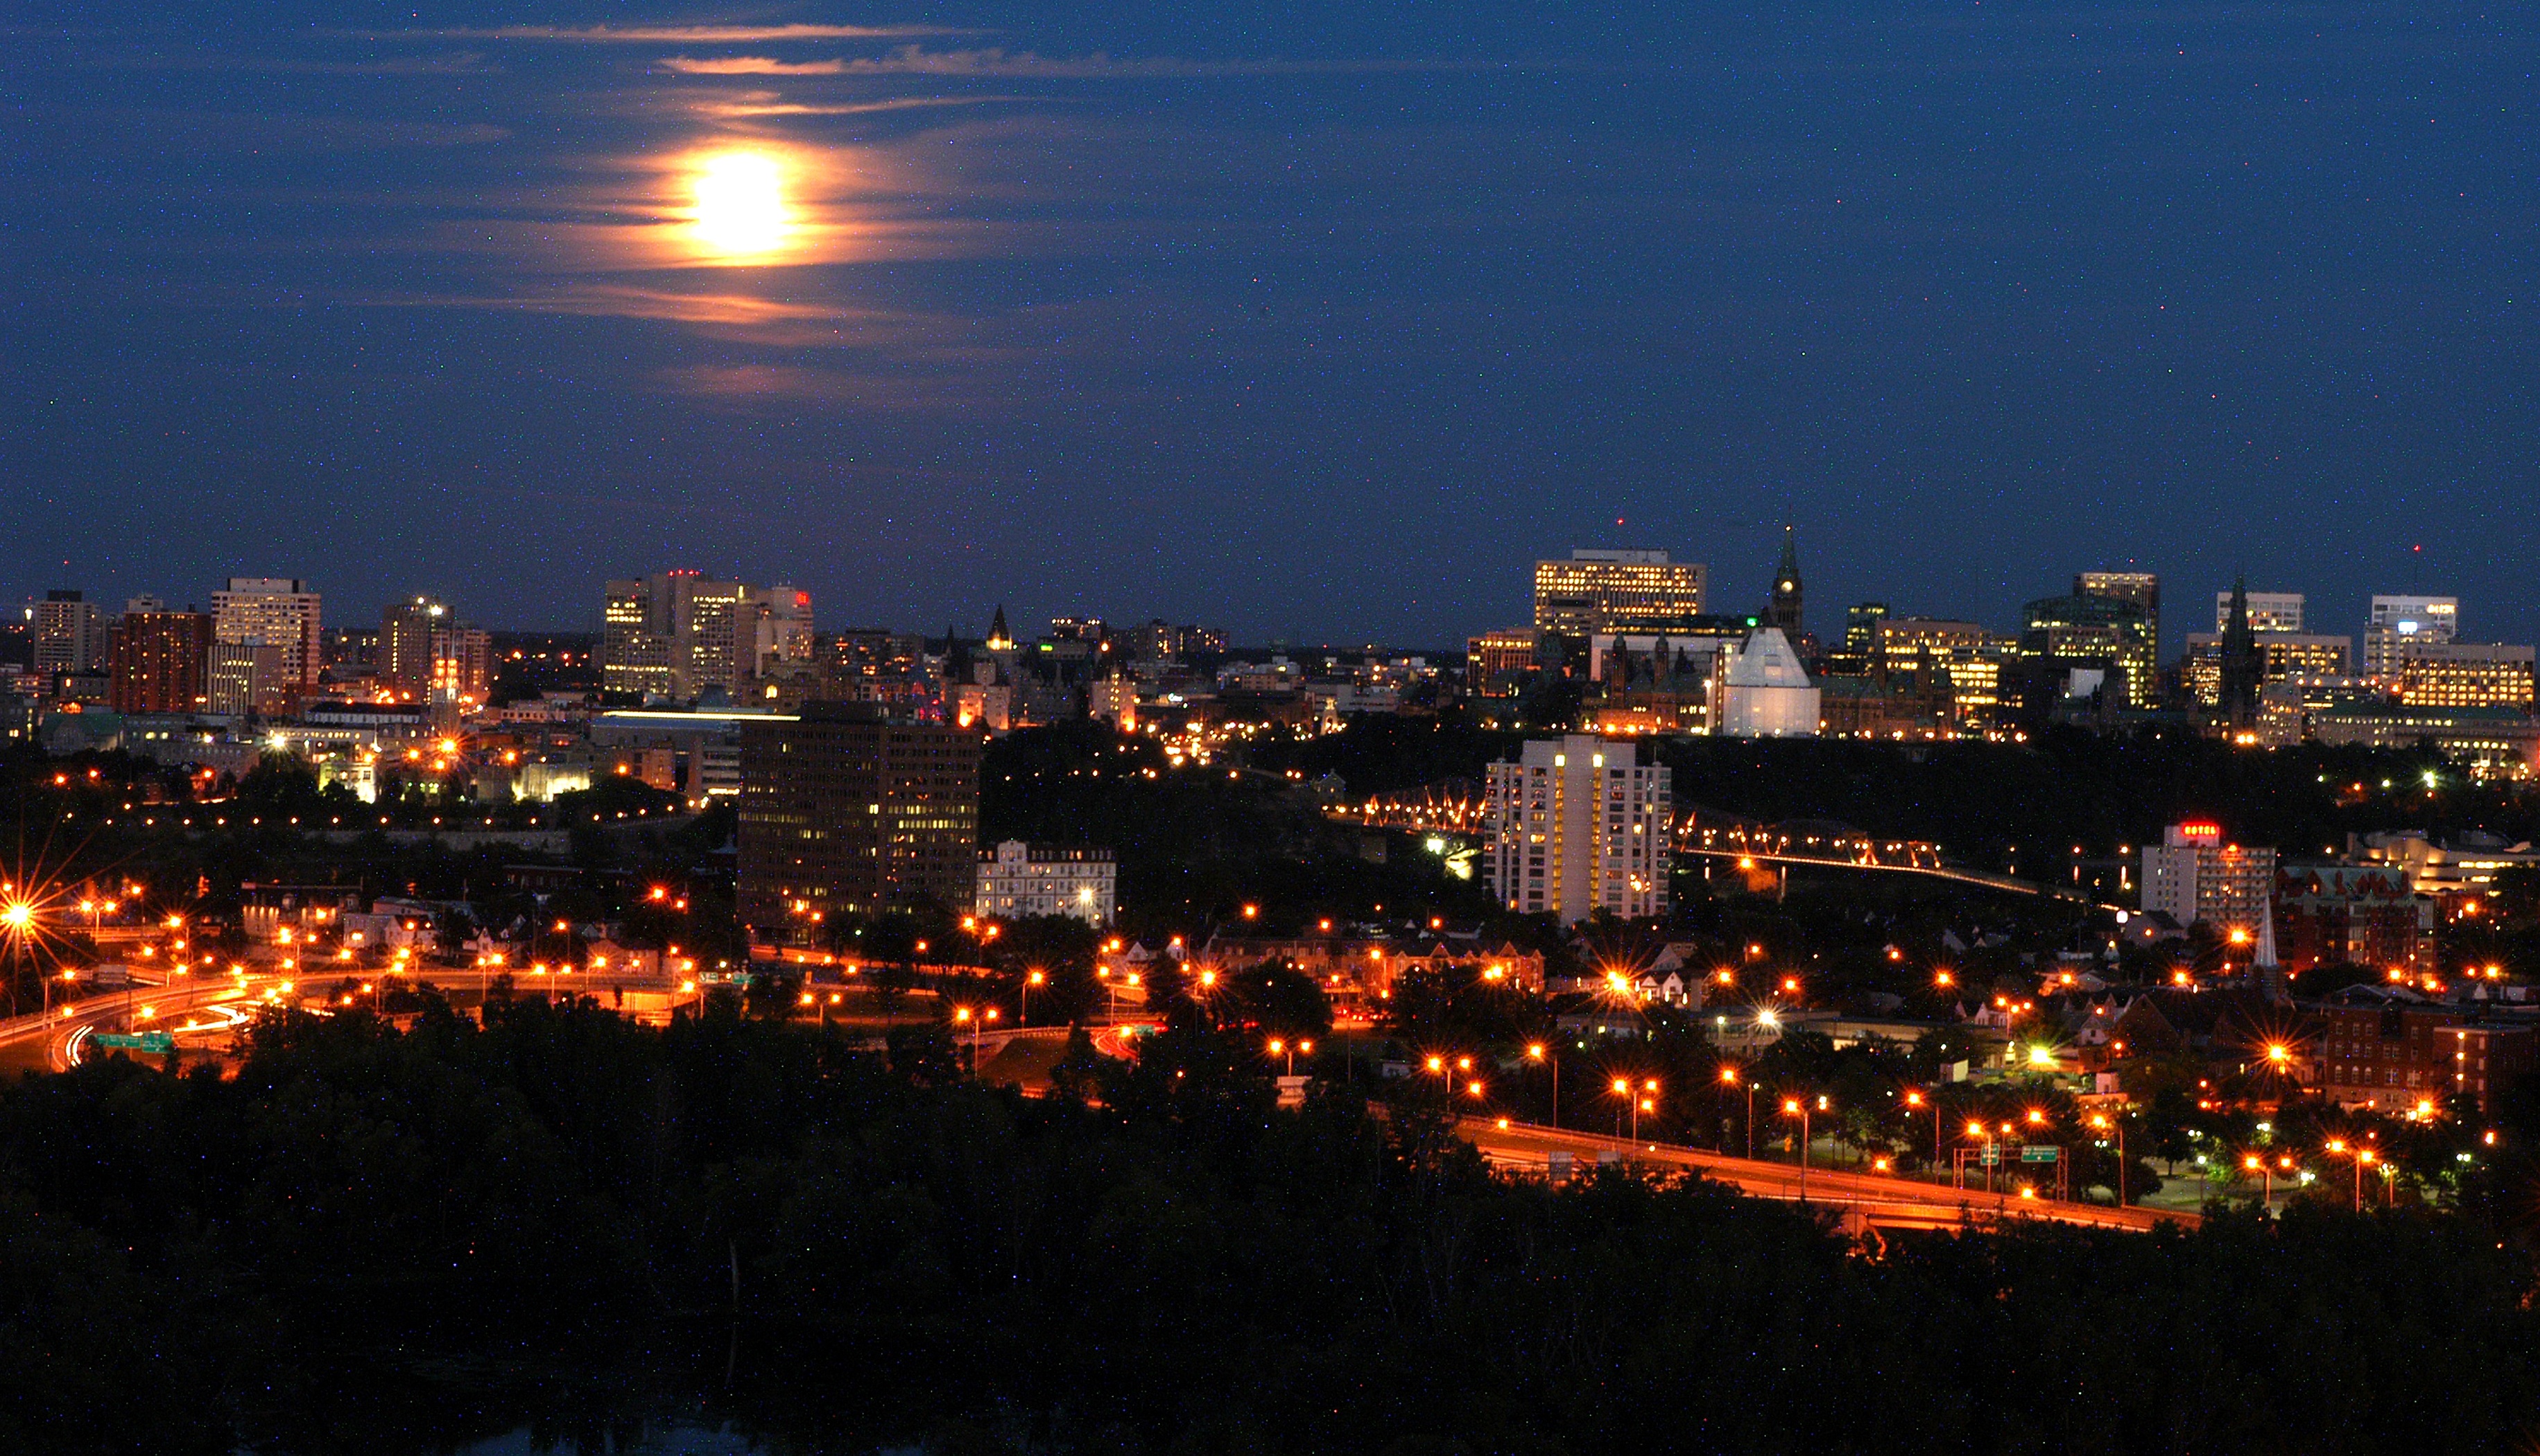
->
[1460, 1117, 2196, 1234]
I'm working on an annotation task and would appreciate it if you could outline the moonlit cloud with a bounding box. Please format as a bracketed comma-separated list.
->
[375, 24, 956, 43]
[656, 56, 847, 76]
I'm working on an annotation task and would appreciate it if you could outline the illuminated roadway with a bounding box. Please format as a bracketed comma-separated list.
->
[0, 973, 281, 1072]
[1460, 1117, 2196, 1234]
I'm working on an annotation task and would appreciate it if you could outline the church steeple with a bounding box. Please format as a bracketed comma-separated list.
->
[985, 604, 1014, 651]
[1766, 523, 1804, 635]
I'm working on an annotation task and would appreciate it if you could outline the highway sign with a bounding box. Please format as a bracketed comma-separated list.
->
[1979, 1146, 1999, 1166]
[92, 1031, 174, 1054]
[2021, 1145, 2060, 1163]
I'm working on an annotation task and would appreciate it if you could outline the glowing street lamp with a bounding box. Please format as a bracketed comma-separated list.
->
[1528, 1041, 1557, 1129]
[2089, 1111, 2127, 1206]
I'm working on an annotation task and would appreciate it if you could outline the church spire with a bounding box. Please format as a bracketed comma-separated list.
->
[986, 604, 1013, 651]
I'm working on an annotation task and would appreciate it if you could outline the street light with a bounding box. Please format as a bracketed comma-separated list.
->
[1783, 1096, 1820, 1202]
[1610, 1077, 1632, 1138]
[2090, 1111, 2127, 1206]
[1528, 1042, 1557, 1129]
[1906, 1089, 1940, 1170]
[2324, 1138, 2377, 1213]
[1022, 968, 1044, 1025]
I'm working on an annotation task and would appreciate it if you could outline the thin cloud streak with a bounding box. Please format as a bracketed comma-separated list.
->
[369, 24, 958, 43]
[657, 56, 846, 76]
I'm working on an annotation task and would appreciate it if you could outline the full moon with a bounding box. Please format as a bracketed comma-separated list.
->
[691, 152, 790, 257]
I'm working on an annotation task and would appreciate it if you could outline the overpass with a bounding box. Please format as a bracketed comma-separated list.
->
[1459, 1117, 2195, 1235]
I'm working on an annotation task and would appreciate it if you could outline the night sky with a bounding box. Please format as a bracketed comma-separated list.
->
[8, 3, 2537, 650]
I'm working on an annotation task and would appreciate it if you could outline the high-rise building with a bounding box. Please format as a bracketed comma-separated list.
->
[1765, 526, 1804, 637]
[751, 586, 816, 671]
[2182, 634, 2352, 707]
[431, 625, 494, 707]
[735, 702, 983, 931]
[381, 597, 448, 700]
[33, 591, 105, 677]
[2076, 571, 2161, 657]
[602, 573, 767, 701]
[211, 578, 322, 692]
[2215, 591, 2304, 634]
[2365, 594, 2460, 676]
[1483, 734, 1670, 924]
[1532, 551, 1708, 638]
[107, 610, 211, 714]
[2140, 822, 2277, 935]
[2023, 592, 2157, 709]
[207, 639, 289, 717]
[1826, 602, 1889, 677]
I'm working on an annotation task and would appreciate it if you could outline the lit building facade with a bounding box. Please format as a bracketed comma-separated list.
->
[2215, 591, 2304, 634]
[2365, 594, 2460, 676]
[736, 702, 982, 933]
[211, 578, 322, 693]
[107, 609, 211, 715]
[1484, 735, 1670, 924]
[2383, 643, 2535, 710]
[34, 591, 105, 677]
[1466, 627, 1542, 696]
[1532, 551, 1707, 638]
[2076, 571, 2161, 656]
[381, 596, 447, 700]
[2023, 592, 2156, 709]
[974, 840, 1117, 926]
[2182, 633, 2353, 707]
[2140, 822, 2277, 934]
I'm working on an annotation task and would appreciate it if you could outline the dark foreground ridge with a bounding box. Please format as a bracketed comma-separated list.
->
[6, 997, 2537, 1454]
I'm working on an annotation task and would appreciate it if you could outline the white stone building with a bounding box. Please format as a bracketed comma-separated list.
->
[975, 840, 1117, 926]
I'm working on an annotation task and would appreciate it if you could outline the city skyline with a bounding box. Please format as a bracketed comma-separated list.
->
[11, 4, 2540, 643]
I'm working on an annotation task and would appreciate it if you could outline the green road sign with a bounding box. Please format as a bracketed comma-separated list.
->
[1979, 1147, 1999, 1166]
[2021, 1145, 2059, 1163]
[92, 1031, 174, 1054]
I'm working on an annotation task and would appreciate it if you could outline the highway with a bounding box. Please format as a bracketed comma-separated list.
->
[1460, 1117, 2196, 1234]
[0, 971, 281, 1073]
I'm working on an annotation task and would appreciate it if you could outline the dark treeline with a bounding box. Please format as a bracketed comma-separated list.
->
[6, 1000, 2538, 1454]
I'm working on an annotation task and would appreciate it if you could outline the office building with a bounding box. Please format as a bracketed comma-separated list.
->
[2023, 591, 2156, 709]
[752, 586, 816, 670]
[207, 639, 290, 717]
[2076, 571, 2161, 655]
[736, 702, 982, 933]
[2384, 643, 2535, 711]
[211, 578, 322, 693]
[603, 573, 806, 701]
[1467, 627, 1543, 696]
[1532, 551, 1707, 638]
[2215, 591, 2305, 634]
[1483, 734, 1670, 924]
[381, 597, 449, 700]
[2182, 634, 2353, 707]
[107, 609, 211, 715]
[33, 591, 105, 677]
[2140, 822, 2277, 935]
[2365, 595, 2459, 676]
[1714, 627, 1821, 738]
[974, 840, 1117, 926]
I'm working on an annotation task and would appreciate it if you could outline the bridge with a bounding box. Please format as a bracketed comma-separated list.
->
[1459, 1116, 2194, 1235]
[1334, 790, 2098, 903]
